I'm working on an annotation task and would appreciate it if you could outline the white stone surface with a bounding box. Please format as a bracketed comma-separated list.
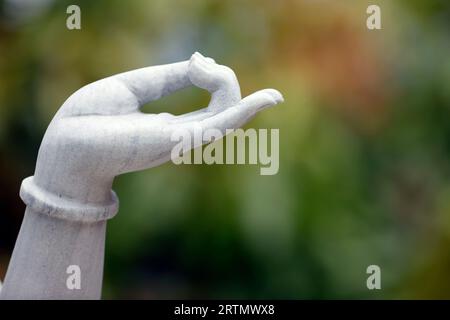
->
[0, 52, 283, 299]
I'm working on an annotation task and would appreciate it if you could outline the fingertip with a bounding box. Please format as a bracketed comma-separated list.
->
[191, 52, 202, 61]
[276, 92, 284, 103]
[265, 89, 284, 104]
[195, 51, 204, 58]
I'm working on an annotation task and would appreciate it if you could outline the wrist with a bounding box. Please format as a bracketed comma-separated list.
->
[20, 176, 119, 223]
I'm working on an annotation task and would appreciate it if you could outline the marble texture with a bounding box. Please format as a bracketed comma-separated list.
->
[0, 52, 283, 299]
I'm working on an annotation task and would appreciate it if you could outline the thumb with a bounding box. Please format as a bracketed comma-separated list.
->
[239, 89, 284, 112]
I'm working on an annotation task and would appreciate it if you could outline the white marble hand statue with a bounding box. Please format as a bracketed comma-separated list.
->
[23, 52, 283, 221]
[0, 53, 283, 299]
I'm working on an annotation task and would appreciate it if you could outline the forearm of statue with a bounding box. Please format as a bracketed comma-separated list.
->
[0, 209, 106, 299]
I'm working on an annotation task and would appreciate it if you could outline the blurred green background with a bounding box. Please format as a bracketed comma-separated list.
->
[1, 0, 449, 299]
